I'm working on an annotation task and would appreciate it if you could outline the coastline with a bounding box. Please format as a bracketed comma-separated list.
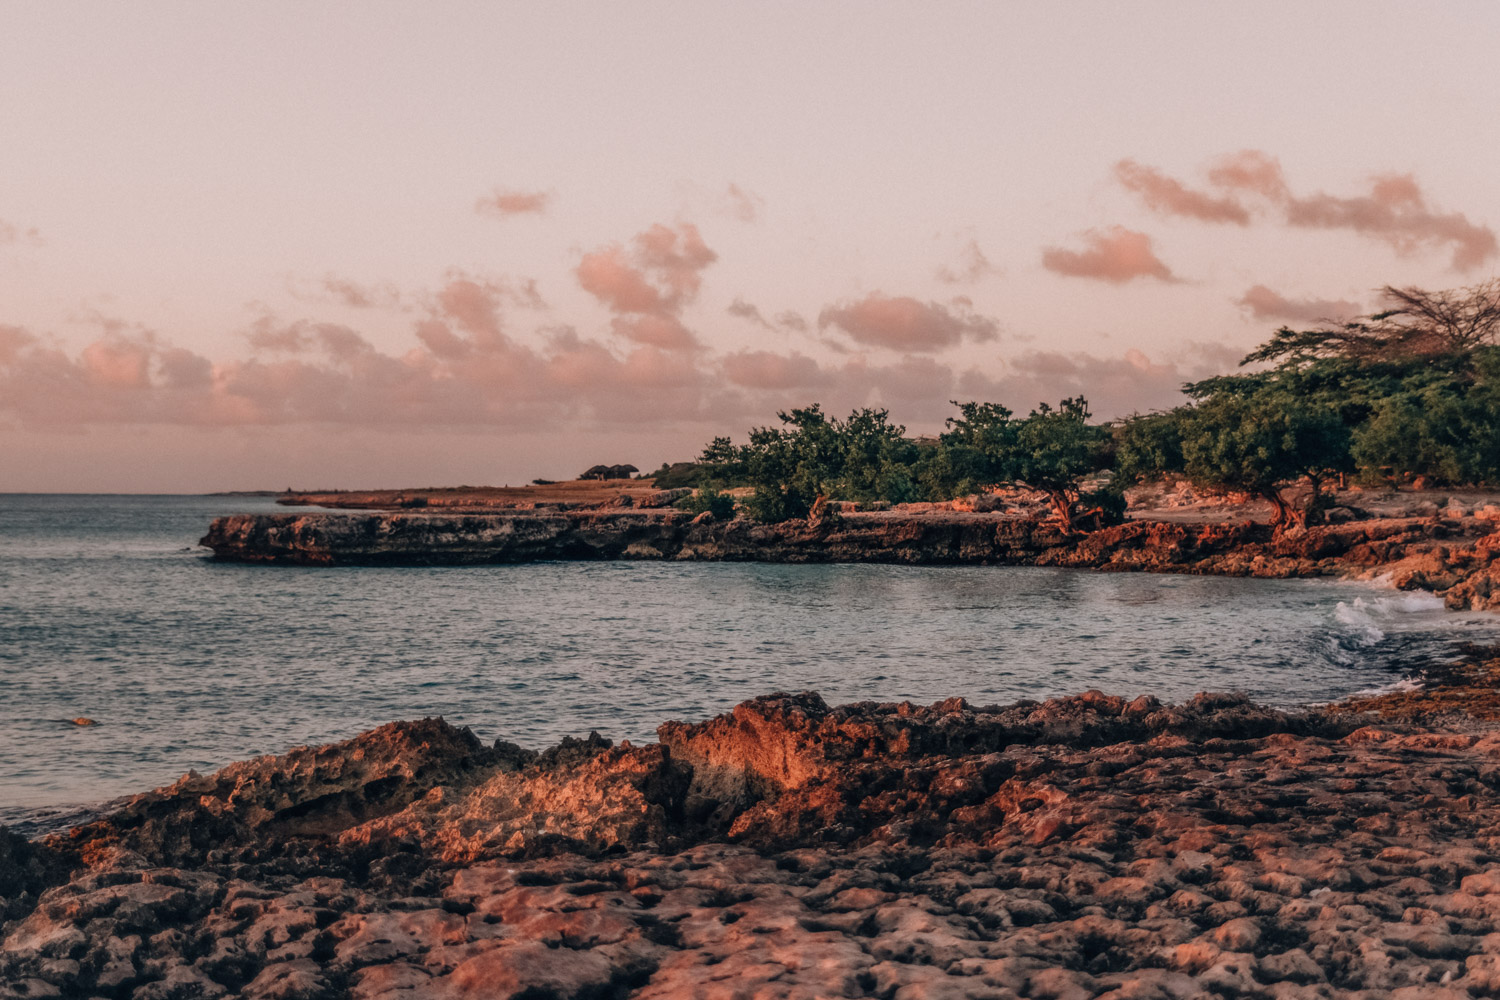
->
[200, 507, 1500, 611]
[6, 490, 1499, 995]
[5, 661, 1500, 997]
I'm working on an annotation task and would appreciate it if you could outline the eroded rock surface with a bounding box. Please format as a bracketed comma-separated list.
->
[200, 511, 1500, 611]
[6, 689, 1500, 997]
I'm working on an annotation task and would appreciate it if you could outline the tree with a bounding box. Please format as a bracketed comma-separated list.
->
[1005, 397, 1113, 531]
[925, 401, 1014, 497]
[1113, 410, 1185, 483]
[1244, 280, 1500, 365]
[1179, 391, 1352, 530]
[1351, 359, 1500, 485]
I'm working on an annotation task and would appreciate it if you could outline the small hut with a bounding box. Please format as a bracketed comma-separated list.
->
[580, 464, 639, 481]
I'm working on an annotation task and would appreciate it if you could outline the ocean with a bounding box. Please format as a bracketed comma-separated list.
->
[2, 493, 1496, 829]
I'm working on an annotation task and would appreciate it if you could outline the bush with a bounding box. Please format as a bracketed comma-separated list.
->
[1076, 486, 1127, 528]
[675, 486, 738, 519]
[647, 461, 710, 489]
[744, 485, 811, 523]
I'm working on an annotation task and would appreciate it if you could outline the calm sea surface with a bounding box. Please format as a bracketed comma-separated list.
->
[3, 493, 1498, 827]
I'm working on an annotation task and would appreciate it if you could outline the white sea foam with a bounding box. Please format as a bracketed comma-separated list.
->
[1327, 591, 1451, 663]
[1348, 675, 1424, 699]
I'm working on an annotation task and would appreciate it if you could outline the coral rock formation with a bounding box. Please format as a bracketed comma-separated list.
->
[7, 687, 1500, 996]
[202, 510, 1500, 610]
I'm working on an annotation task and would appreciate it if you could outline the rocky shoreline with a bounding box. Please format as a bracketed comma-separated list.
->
[5, 671, 1500, 998]
[200, 509, 1500, 610]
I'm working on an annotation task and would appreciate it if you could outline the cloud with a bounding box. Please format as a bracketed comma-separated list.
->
[320, 276, 402, 310]
[727, 298, 808, 333]
[0, 306, 1245, 440]
[724, 183, 763, 223]
[817, 293, 999, 352]
[1041, 226, 1177, 283]
[434, 277, 510, 349]
[0, 219, 43, 246]
[1205, 150, 1290, 201]
[576, 222, 717, 350]
[776, 311, 809, 332]
[959, 343, 1241, 421]
[721, 350, 831, 390]
[1120, 151, 1497, 271]
[1284, 175, 1497, 271]
[1236, 285, 1362, 325]
[1113, 159, 1251, 225]
[474, 189, 551, 217]
[935, 239, 999, 284]
[727, 297, 773, 328]
[0, 324, 37, 364]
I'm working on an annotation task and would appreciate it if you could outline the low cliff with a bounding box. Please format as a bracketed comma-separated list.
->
[201, 509, 1500, 609]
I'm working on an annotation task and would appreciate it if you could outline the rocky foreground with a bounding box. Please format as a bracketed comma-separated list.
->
[201, 509, 1500, 610]
[7, 675, 1500, 998]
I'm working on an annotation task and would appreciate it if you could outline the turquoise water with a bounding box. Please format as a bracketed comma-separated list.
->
[2, 493, 1497, 825]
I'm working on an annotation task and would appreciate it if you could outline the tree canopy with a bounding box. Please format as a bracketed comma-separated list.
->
[681, 281, 1500, 531]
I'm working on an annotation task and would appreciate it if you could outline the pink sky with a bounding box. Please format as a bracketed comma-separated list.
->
[2, 2, 1497, 491]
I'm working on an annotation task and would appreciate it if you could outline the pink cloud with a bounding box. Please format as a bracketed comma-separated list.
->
[727, 298, 773, 328]
[817, 293, 998, 351]
[435, 277, 508, 349]
[775, 310, 808, 332]
[959, 343, 1240, 421]
[1114, 159, 1250, 225]
[1041, 226, 1177, 284]
[0, 324, 37, 364]
[724, 183, 763, 223]
[1284, 174, 1497, 271]
[609, 315, 698, 351]
[0, 219, 43, 246]
[0, 309, 1245, 439]
[81, 337, 153, 389]
[577, 246, 669, 314]
[935, 239, 1000, 284]
[630, 223, 717, 302]
[721, 350, 830, 390]
[1122, 151, 1496, 271]
[474, 189, 551, 217]
[1205, 150, 1290, 200]
[576, 222, 718, 351]
[320, 276, 402, 310]
[1236, 285, 1362, 325]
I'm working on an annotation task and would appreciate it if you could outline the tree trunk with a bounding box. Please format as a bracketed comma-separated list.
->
[1262, 488, 1293, 531]
[1049, 491, 1075, 533]
[1301, 474, 1328, 527]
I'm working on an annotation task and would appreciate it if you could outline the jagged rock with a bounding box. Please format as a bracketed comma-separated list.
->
[50, 719, 500, 868]
[7, 686, 1500, 996]
[634, 489, 691, 509]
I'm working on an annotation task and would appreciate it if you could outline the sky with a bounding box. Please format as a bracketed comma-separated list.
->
[2, 2, 1498, 492]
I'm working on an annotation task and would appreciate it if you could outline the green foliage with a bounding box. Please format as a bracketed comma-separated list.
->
[744, 484, 810, 523]
[927, 401, 1014, 496]
[1113, 411, 1185, 483]
[1077, 485, 1128, 528]
[672, 283, 1500, 531]
[1179, 391, 1352, 527]
[647, 461, 710, 489]
[1350, 355, 1500, 485]
[674, 485, 738, 519]
[1243, 281, 1500, 365]
[726, 405, 924, 521]
[1007, 398, 1112, 527]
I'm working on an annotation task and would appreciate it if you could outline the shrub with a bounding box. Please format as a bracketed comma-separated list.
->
[675, 486, 738, 520]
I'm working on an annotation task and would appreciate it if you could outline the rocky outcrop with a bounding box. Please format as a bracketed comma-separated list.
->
[9, 683, 1500, 997]
[202, 510, 1500, 609]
